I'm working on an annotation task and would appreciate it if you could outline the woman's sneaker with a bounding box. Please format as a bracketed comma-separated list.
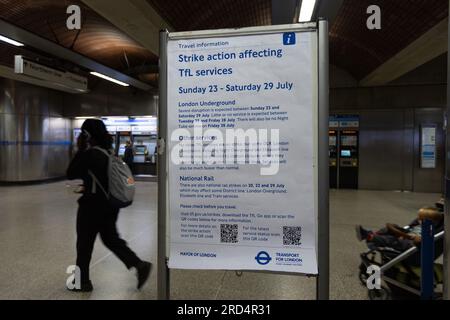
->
[136, 261, 152, 290]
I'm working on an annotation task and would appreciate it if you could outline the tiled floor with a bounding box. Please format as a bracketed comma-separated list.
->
[0, 182, 440, 300]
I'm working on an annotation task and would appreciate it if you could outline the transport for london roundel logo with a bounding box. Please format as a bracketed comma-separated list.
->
[255, 251, 272, 265]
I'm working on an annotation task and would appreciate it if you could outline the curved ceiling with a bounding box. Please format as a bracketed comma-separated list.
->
[330, 0, 449, 80]
[0, 0, 157, 81]
[0, 0, 448, 87]
[147, 0, 272, 31]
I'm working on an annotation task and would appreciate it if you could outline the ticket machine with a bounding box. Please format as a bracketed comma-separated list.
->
[329, 130, 338, 188]
[132, 134, 157, 175]
[339, 130, 359, 189]
[118, 132, 132, 157]
[134, 145, 148, 164]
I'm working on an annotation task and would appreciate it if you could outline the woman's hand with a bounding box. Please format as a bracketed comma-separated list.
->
[412, 235, 422, 245]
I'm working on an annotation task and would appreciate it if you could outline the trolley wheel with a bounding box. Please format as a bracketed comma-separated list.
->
[359, 271, 368, 286]
[235, 271, 243, 277]
[358, 263, 368, 286]
[368, 286, 391, 300]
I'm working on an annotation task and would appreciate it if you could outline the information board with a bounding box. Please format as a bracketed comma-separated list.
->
[165, 26, 319, 275]
[421, 125, 437, 169]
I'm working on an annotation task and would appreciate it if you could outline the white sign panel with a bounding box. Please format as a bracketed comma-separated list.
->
[132, 126, 157, 133]
[421, 126, 437, 169]
[106, 126, 117, 133]
[329, 121, 339, 128]
[167, 30, 318, 274]
[15, 55, 88, 92]
[116, 126, 132, 132]
[339, 120, 359, 128]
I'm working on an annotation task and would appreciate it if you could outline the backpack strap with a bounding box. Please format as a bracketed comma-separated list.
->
[91, 146, 111, 157]
[89, 170, 109, 198]
[88, 146, 111, 198]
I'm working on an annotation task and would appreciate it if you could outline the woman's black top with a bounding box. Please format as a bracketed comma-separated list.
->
[67, 148, 109, 202]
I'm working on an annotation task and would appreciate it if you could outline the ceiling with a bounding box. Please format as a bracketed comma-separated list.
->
[0, 0, 273, 89]
[148, 0, 449, 82]
[330, 0, 449, 80]
[0, 0, 158, 85]
[0, 0, 448, 88]
[147, 0, 272, 31]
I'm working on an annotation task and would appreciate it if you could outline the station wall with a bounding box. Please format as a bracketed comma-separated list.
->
[333, 108, 444, 193]
[331, 56, 447, 193]
[0, 77, 157, 183]
[0, 78, 71, 182]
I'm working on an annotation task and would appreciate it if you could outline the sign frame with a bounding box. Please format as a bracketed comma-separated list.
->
[157, 20, 329, 300]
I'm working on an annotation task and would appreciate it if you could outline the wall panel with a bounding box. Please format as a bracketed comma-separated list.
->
[0, 79, 68, 182]
[358, 110, 409, 191]
[335, 108, 444, 193]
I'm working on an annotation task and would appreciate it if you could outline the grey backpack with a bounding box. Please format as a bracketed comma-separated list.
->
[89, 147, 136, 208]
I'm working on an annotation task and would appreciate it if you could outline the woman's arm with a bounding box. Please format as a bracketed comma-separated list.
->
[386, 223, 410, 239]
[418, 208, 442, 222]
[386, 223, 422, 244]
[67, 151, 89, 180]
[67, 135, 90, 180]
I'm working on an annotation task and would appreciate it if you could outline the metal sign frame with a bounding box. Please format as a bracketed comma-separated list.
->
[157, 20, 329, 300]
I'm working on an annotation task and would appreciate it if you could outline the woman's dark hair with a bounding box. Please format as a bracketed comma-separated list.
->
[81, 119, 113, 150]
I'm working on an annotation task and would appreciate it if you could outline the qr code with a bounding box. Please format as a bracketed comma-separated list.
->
[283, 226, 302, 246]
[220, 224, 239, 243]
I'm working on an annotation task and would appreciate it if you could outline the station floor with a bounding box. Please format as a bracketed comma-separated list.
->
[0, 181, 440, 300]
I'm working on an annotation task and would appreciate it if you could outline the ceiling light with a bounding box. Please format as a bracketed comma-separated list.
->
[0, 35, 24, 47]
[134, 117, 157, 122]
[133, 116, 155, 119]
[90, 71, 129, 87]
[298, 0, 317, 22]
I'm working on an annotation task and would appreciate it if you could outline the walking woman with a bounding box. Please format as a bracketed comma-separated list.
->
[67, 119, 151, 292]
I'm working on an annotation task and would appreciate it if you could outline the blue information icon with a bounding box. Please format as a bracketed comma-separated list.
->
[255, 251, 272, 265]
[283, 32, 296, 45]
